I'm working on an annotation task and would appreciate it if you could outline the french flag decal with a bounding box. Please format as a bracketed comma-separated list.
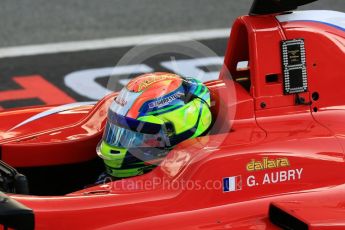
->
[223, 175, 242, 192]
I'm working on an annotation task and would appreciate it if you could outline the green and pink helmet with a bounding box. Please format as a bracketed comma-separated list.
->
[97, 72, 212, 178]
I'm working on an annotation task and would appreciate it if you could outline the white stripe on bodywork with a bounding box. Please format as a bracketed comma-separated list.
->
[276, 10, 345, 30]
[9, 101, 97, 131]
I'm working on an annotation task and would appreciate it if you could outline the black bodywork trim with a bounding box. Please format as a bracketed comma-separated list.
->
[250, 0, 318, 15]
[0, 160, 30, 195]
[0, 192, 34, 230]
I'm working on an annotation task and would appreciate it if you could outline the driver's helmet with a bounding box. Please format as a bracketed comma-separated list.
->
[97, 72, 212, 178]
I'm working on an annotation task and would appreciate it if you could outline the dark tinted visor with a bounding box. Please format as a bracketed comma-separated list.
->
[108, 111, 163, 134]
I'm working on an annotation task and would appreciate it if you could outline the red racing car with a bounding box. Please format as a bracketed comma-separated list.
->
[1, 0, 345, 229]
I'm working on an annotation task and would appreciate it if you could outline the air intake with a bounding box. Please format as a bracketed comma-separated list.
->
[269, 204, 308, 230]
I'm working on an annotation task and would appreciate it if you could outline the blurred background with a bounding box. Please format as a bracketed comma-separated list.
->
[0, 0, 343, 110]
[0, 0, 344, 46]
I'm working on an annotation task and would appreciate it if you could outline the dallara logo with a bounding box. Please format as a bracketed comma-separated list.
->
[246, 157, 290, 171]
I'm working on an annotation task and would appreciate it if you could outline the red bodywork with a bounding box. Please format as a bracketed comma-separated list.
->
[1, 10, 345, 230]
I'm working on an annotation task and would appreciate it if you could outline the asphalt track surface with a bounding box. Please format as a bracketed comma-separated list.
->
[0, 38, 227, 109]
[0, 0, 343, 47]
[0, 1, 344, 110]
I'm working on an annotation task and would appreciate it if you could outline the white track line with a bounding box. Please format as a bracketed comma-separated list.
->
[0, 28, 230, 58]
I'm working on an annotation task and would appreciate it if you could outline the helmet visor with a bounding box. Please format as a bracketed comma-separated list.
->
[103, 120, 169, 148]
[108, 110, 164, 134]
